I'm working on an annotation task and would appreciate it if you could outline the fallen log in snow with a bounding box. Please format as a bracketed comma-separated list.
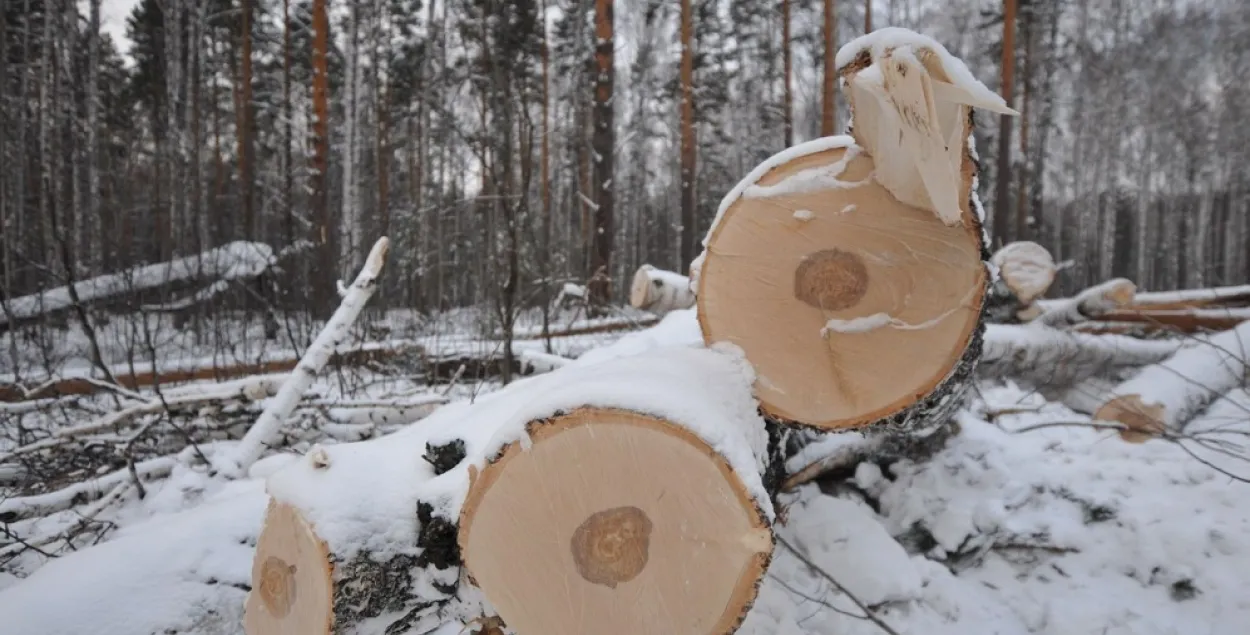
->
[0, 340, 413, 403]
[979, 324, 1185, 388]
[1132, 283, 1250, 309]
[1094, 320, 1250, 443]
[243, 346, 777, 635]
[1089, 306, 1250, 333]
[0, 241, 276, 329]
[1033, 278, 1137, 327]
[629, 265, 695, 315]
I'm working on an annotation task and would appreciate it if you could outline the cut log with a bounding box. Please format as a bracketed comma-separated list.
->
[629, 264, 695, 315]
[986, 241, 1057, 322]
[979, 324, 1184, 388]
[990, 242, 1056, 305]
[1032, 278, 1136, 327]
[1094, 321, 1250, 443]
[244, 346, 777, 635]
[697, 30, 1010, 431]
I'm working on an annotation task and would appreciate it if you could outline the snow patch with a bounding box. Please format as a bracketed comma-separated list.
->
[743, 145, 869, 199]
[793, 209, 815, 222]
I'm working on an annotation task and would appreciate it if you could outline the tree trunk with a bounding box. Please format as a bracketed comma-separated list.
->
[679, 0, 696, 273]
[993, 0, 1017, 245]
[864, 0, 872, 32]
[311, 0, 334, 316]
[244, 347, 777, 635]
[782, 0, 793, 147]
[283, 0, 294, 248]
[821, 0, 837, 136]
[589, 0, 616, 308]
[240, 0, 256, 240]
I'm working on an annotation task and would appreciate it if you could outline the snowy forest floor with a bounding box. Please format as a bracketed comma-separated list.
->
[2, 309, 1250, 635]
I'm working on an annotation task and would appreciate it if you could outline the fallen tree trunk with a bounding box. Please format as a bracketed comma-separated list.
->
[629, 265, 695, 315]
[0, 341, 412, 403]
[1087, 306, 1250, 333]
[979, 324, 1184, 388]
[696, 30, 1009, 431]
[1094, 320, 1250, 442]
[1131, 283, 1250, 309]
[1032, 278, 1136, 327]
[244, 346, 777, 635]
[0, 241, 276, 330]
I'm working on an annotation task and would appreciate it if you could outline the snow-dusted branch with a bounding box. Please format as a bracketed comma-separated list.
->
[213, 237, 391, 477]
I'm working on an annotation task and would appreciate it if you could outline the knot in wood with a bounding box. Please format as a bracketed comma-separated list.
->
[570, 506, 653, 588]
[794, 249, 869, 311]
[259, 556, 298, 618]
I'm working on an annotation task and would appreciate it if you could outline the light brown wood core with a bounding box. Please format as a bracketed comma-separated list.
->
[794, 249, 869, 310]
[570, 505, 653, 588]
[244, 500, 334, 635]
[698, 146, 985, 430]
[458, 408, 771, 635]
[259, 557, 298, 618]
[1095, 394, 1166, 444]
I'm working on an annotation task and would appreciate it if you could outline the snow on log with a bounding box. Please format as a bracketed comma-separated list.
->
[0, 241, 276, 328]
[216, 237, 390, 477]
[1094, 320, 1250, 443]
[629, 264, 695, 315]
[244, 346, 776, 635]
[979, 324, 1185, 388]
[1033, 278, 1137, 327]
[697, 30, 1006, 431]
[1132, 283, 1250, 309]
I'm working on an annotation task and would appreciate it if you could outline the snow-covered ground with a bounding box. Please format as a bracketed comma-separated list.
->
[2, 309, 1249, 634]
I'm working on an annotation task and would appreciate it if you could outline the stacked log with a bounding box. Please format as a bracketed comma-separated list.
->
[244, 346, 777, 635]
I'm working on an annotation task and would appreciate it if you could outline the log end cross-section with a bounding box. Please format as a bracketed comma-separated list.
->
[458, 408, 772, 635]
[244, 501, 334, 634]
[697, 143, 987, 431]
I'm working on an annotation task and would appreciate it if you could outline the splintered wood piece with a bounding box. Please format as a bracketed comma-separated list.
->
[458, 408, 771, 635]
[697, 144, 986, 430]
[244, 500, 334, 635]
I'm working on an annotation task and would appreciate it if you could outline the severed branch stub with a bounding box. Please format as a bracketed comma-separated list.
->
[696, 29, 1014, 432]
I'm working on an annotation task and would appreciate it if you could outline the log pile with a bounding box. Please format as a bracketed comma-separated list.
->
[229, 28, 1250, 635]
[241, 28, 1029, 635]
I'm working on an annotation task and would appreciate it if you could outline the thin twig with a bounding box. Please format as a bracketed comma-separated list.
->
[775, 535, 903, 635]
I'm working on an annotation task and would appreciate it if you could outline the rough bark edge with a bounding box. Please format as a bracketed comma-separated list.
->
[456, 407, 775, 635]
